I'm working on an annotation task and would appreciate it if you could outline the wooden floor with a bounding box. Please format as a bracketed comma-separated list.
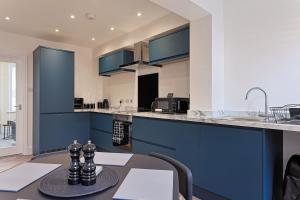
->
[0, 154, 32, 173]
[0, 154, 201, 200]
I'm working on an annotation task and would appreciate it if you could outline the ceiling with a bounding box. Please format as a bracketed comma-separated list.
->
[0, 0, 172, 47]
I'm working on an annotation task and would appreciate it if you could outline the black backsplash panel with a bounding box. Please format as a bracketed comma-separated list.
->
[138, 73, 158, 112]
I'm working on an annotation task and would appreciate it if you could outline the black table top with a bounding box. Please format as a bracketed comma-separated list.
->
[0, 152, 179, 200]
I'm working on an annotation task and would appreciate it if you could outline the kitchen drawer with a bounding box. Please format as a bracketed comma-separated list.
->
[132, 117, 200, 149]
[132, 139, 176, 158]
[90, 113, 113, 133]
[90, 129, 118, 152]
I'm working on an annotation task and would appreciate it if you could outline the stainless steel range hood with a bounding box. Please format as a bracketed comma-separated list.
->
[120, 42, 161, 70]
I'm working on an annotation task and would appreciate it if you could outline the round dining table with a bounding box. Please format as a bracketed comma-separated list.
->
[0, 151, 179, 200]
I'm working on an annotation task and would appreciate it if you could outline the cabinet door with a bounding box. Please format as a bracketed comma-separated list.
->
[99, 51, 121, 73]
[39, 113, 90, 153]
[198, 125, 263, 200]
[40, 47, 74, 113]
[99, 50, 133, 74]
[90, 113, 113, 133]
[90, 129, 120, 152]
[149, 27, 189, 64]
[132, 139, 176, 157]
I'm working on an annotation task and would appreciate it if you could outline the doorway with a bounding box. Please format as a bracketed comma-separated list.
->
[0, 57, 26, 157]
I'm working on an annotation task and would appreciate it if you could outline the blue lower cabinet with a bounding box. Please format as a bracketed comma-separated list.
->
[39, 113, 90, 153]
[132, 116, 282, 200]
[197, 125, 263, 199]
[90, 113, 113, 133]
[132, 139, 176, 157]
[90, 129, 113, 151]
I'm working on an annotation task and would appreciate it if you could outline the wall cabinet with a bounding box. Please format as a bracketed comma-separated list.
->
[33, 46, 76, 154]
[99, 49, 133, 75]
[149, 26, 189, 65]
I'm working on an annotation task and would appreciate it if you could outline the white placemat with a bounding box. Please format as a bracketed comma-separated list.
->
[113, 168, 173, 200]
[80, 152, 133, 166]
[0, 162, 61, 192]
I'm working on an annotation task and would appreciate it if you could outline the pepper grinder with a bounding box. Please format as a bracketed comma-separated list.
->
[68, 140, 82, 185]
[81, 140, 97, 186]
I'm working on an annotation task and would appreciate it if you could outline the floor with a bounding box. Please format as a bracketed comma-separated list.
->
[0, 129, 16, 148]
[0, 154, 32, 173]
[0, 154, 201, 200]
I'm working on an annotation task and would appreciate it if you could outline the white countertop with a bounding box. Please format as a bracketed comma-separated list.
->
[74, 109, 300, 132]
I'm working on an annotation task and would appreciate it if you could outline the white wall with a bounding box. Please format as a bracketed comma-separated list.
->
[95, 13, 189, 109]
[223, 0, 300, 170]
[0, 30, 99, 154]
[151, 0, 224, 111]
[224, 0, 300, 111]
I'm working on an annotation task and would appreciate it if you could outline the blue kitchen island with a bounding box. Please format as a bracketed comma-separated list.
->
[68, 110, 283, 200]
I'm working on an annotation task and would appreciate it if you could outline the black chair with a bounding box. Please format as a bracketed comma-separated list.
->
[149, 152, 193, 200]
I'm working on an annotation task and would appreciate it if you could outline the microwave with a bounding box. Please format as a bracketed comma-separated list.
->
[152, 97, 189, 114]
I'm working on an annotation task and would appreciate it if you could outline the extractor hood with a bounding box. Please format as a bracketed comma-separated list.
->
[120, 42, 161, 70]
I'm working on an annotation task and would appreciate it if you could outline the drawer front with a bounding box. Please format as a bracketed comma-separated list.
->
[90, 129, 118, 152]
[132, 117, 200, 148]
[132, 139, 176, 158]
[90, 113, 113, 133]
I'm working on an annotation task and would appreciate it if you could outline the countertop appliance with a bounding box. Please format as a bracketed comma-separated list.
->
[112, 114, 132, 152]
[152, 97, 189, 114]
[103, 99, 109, 109]
[74, 98, 84, 109]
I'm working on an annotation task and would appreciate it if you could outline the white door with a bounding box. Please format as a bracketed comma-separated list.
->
[0, 56, 27, 157]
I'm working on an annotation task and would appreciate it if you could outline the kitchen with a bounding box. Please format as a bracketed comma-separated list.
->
[0, 0, 300, 200]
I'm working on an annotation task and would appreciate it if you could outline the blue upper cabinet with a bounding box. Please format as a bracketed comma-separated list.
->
[99, 49, 133, 75]
[39, 47, 74, 113]
[149, 26, 189, 65]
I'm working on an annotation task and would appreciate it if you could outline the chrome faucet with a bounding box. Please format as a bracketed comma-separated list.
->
[245, 87, 269, 119]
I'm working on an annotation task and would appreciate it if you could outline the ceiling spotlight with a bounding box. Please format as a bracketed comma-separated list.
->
[70, 14, 75, 19]
[91, 37, 95, 41]
[4, 16, 10, 21]
[55, 29, 60, 33]
[137, 12, 142, 17]
[110, 27, 115, 31]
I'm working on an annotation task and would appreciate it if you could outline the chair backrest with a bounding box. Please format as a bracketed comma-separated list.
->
[149, 152, 193, 200]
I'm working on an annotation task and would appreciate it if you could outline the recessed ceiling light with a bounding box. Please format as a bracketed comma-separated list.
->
[55, 29, 60, 33]
[70, 14, 75, 19]
[110, 27, 115, 31]
[4, 16, 10, 21]
[137, 12, 142, 17]
[91, 37, 95, 41]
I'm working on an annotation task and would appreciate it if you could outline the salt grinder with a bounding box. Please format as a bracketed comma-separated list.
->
[68, 140, 82, 185]
[81, 140, 97, 186]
